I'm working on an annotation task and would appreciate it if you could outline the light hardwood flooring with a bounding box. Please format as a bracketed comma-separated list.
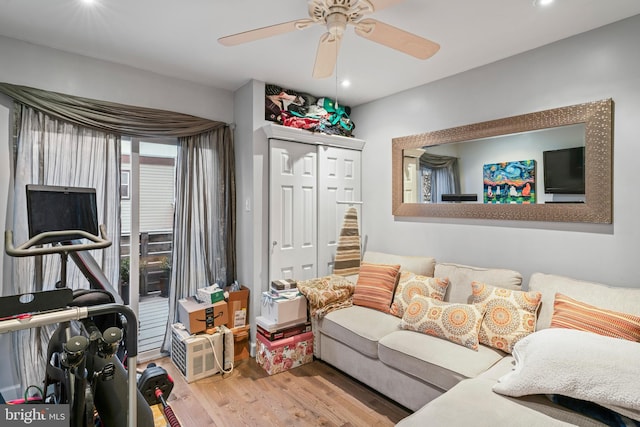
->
[143, 356, 411, 427]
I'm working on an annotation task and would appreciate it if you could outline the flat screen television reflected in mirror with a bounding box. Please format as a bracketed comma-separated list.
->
[543, 146, 585, 195]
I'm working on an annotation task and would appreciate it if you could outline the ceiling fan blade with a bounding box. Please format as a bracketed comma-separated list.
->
[354, 18, 440, 60]
[368, 0, 405, 12]
[218, 19, 314, 46]
[312, 32, 342, 79]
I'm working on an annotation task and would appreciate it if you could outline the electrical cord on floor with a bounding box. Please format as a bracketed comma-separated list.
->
[203, 327, 233, 375]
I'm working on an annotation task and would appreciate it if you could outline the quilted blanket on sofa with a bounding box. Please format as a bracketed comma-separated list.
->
[297, 274, 356, 319]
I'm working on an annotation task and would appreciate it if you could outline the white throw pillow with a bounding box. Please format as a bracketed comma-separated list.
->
[493, 328, 640, 422]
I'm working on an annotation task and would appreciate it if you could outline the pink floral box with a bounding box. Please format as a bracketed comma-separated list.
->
[256, 331, 314, 375]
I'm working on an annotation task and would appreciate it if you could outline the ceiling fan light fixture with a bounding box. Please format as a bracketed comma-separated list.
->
[326, 12, 348, 36]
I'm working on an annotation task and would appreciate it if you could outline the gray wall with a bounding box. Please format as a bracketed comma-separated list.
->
[352, 14, 640, 288]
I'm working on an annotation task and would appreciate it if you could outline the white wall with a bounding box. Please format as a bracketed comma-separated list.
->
[352, 14, 640, 288]
[0, 36, 233, 122]
[234, 79, 270, 356]
[0, 35, 234, 399]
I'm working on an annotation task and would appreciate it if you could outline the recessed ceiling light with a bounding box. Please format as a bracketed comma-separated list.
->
[341, 80, 351, 88]
[81, 0, 96, 5]
[533, 0, 554, 6]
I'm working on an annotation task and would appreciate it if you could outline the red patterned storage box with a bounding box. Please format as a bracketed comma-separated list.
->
[256, 331, 313, 375]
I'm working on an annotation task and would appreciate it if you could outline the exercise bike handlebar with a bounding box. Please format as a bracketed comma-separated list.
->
[5, 224, 111, 257]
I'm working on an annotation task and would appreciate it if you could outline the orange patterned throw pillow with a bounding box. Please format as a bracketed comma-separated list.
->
[390, 272, 449, 318]
[352, 262, 401, 313]
[551, 293, 640, 342]
[401, 295, 486, 351]
[471, 281, 542, 353]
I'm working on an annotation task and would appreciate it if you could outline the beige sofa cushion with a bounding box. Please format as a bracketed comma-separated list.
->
[363, 251, 436, 277]
[378, 330, 505, 391]
[435, 262, 523, 304]
[396, 377, 606, 427]
[320, 305, 401, 358]
[529, 273, 640, 330]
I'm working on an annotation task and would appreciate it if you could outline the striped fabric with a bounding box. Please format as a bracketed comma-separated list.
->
[352, 262, 401, 313]
[332, 207, 361, 276]
[550, 293, 640, 342]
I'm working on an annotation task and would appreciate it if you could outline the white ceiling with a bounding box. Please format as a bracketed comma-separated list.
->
[1, 0, 639, 107]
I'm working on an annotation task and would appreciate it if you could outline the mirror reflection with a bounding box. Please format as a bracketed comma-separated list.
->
[403, 124, 586, 205]
[392, 99, 612, 223]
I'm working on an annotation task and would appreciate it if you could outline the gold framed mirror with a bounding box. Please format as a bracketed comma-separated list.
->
[392, 99, 613, 223]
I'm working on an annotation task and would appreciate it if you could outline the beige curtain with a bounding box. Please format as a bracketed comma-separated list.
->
[161, 127, 236, 352]
[9, 104, 121, 390]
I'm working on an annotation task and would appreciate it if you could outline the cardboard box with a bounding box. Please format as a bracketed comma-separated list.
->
[256, 331, 313, 375]
[260, 293, 307, 326]
[225, 285, 249, 328]
[177, 297, 228, 334]
[230, 325, 250, 363]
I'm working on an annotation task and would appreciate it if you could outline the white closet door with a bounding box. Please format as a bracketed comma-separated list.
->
[269, 140, 318, 282]
[318, 146, 362, 277]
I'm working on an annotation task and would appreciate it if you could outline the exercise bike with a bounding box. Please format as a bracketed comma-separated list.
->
[3, 225, 156, 427]
[2, 184, 156, 427]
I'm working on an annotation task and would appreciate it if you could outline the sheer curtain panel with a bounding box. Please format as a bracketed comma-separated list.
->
[9, 105, 120, 389]
[161, 127, 236, 352]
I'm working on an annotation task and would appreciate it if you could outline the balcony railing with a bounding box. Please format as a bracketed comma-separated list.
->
[121, 230, 173, 297]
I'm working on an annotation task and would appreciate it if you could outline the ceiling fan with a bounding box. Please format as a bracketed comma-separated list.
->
[218, 0, 440, 79]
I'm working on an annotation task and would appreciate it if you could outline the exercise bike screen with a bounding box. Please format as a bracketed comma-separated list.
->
[26, 184, 99, 245]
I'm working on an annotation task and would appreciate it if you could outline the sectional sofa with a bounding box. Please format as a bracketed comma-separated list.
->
[310, 251, 640, 426]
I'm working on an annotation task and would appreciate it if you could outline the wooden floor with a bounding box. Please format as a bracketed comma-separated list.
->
[142, 356, 411, 427]
[139, 295, 169, 353]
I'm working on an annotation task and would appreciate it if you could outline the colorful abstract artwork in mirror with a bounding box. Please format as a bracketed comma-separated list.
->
[483, 160, 536, 204]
